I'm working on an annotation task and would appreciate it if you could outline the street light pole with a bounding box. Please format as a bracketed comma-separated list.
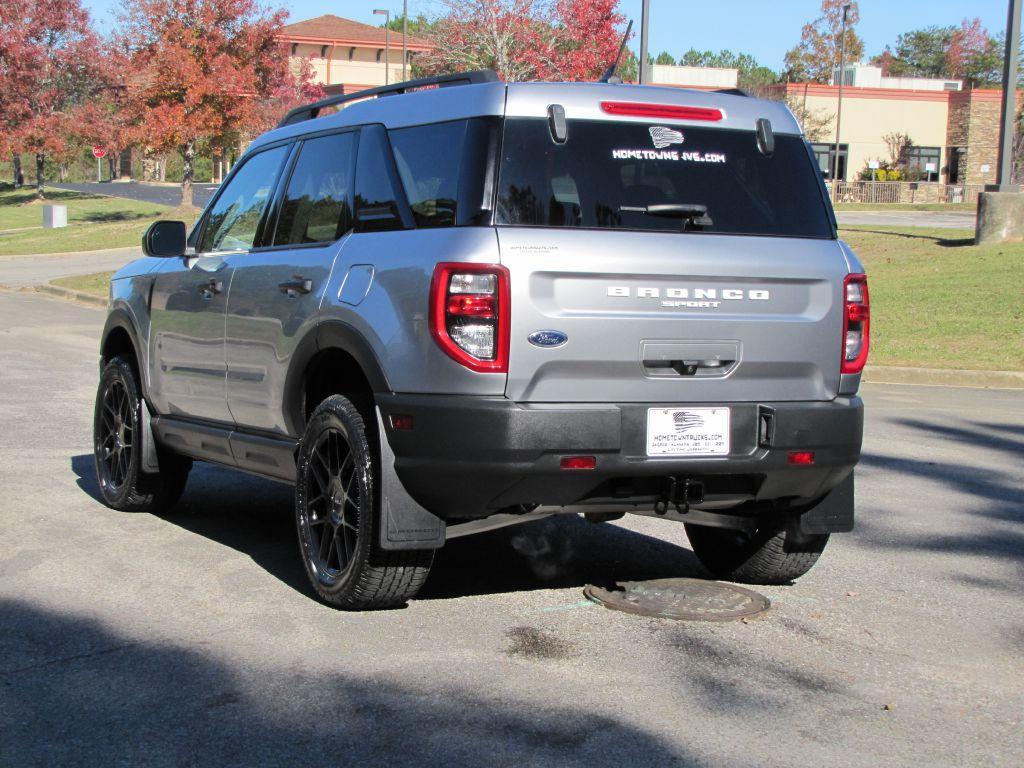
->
[996, 0, 1022, 190]
[639, 0, 650, 85]
[402, 0, 408, 81]
[374, 9, 391, 85]
[832, 3, 851, 199]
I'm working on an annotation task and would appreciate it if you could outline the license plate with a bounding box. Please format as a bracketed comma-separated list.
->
[646, 407, 730, 457]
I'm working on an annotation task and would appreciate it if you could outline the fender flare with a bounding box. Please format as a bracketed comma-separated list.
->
[282, 320, 392, 437]
[100, 308, 149, 401]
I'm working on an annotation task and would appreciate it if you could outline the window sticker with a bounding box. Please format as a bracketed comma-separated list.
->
[610, 126, 727, 163]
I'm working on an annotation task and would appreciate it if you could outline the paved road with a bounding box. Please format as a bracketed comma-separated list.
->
[835, 210, 976, 230]
[55, 182, 218, 209]
[0, 247, 141, 288]
[1, 291, 1021, 766]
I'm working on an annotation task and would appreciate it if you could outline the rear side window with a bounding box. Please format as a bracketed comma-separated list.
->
[199, 145, 288, 252]
[389, 119, 497, 228]
[390, 122, 463, 227]
[274, 132, 355, 245]
[354, 125, 406, 233]
[496, 119, 833, 239]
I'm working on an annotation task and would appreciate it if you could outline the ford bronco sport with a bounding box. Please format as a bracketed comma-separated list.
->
[93, 70, 867, 609]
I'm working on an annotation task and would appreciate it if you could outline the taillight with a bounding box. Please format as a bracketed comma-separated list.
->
[842, 274, 870, 374]
[430, 263, 510, 373]
[599, 101, 724, 122]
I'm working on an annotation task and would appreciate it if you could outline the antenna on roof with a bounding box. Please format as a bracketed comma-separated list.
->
[599, 20, 633, 84]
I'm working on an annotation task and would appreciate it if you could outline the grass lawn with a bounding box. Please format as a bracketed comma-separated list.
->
[0, 185, 172, 256]
[834, 202, 975, 212]
[50, 272, 112, 298]
[841, 226, 1024, 371]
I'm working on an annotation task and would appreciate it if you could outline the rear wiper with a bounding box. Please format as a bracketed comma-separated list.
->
[619, 203, 714, 228]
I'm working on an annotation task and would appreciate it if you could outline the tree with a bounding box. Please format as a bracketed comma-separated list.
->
[679, 49, 778, 92]
[118, 0, 317, 208]
[783, 0, 863, 84]
[784, 93, 834, 142]
[882, 26, 951, 79]
[654, 51, 675, 66]
[0, 0, 105, 198]
[420, 0, 627, 82]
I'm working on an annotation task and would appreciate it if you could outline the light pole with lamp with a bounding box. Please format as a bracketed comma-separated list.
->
[995, 0, 1021, 191]
[831, 3, 852, 200]
[402, 0, 408, 81]
[374, 9, 391, 85]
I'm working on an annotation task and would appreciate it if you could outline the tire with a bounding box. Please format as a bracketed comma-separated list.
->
[685, 521, 829, 585]
[295, 395, 432, 609]
[93, 356, 191, 513]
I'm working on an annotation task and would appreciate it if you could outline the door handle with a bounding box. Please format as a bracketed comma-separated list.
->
[278, 278, 313, 297]
[200, 278, 223, 298]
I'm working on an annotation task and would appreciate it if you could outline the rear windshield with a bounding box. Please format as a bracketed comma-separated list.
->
[495, 118, 834, 239]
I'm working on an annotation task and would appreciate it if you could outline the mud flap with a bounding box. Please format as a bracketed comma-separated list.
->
[797, 472, 855, 534]
[140, 405, 161, 474]
[376, 408, 446, 550]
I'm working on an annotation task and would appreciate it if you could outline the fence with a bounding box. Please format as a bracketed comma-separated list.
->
[828, 181, 986, 205]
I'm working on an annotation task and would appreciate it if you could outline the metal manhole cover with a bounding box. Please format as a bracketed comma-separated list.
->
[584, 578, 770, 621]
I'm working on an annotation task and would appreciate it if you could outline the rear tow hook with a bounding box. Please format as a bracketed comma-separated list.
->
[654, 477, 705, 516]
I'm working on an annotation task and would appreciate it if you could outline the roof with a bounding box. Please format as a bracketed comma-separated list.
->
[279, 14, 433, 51]
[253, 79, 802, 152]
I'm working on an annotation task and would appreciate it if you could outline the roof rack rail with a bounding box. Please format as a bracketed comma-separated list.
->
[714, 88, 751, 97]
[277, 69, 501, 127]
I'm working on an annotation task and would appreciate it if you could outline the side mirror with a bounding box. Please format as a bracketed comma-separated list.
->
[142, 220, 187, 257]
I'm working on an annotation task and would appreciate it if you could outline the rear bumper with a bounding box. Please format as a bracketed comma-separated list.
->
[377, 394, 863, 520]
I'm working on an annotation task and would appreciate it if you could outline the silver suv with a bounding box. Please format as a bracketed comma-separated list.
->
[93, 70, 868, 609]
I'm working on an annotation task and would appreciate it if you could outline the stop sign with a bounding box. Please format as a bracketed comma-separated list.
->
[92, 145, 106, 159]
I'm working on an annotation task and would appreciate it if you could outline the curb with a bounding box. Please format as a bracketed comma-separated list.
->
[864, 365, 1024, 390]
[34, 283, 107, 309]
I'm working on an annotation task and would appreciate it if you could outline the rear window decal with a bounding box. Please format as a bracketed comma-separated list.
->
[611, 148, 727, 164]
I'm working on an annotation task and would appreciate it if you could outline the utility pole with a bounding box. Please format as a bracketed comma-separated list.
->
[374, 9, 391, 85]
[831, 3, 851, 199]
[402, 0, 408, 81]
[996, 0, 1022, 190]
[639, 0, 650, 85]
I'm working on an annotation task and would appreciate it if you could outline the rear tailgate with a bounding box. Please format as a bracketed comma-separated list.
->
[500, 228, 846, 403]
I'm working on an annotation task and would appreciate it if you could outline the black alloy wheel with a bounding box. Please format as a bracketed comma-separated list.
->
[302, 427, 363, 584]
[96, 378, 135, 495]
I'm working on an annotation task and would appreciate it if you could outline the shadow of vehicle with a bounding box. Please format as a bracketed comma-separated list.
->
[71, 454, 707, 604]
[0, 599, 697, 766]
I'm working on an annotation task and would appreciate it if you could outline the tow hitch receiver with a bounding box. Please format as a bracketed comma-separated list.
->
[654, 477, 705, 515]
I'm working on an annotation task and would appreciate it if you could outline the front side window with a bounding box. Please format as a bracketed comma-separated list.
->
[497, 119, 833, 239]
[199, 145, 288, 252]
[273, 132, 355, 245]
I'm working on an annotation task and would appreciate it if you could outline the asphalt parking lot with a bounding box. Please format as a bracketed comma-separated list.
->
[1, 290, 1021, 767]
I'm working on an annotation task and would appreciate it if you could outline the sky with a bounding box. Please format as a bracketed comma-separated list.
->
[84, 0, 1015, 72]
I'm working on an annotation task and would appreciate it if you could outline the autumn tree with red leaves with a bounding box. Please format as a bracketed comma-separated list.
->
[420, 0, 627, 82]
[0, 0, 106, 197]
[118, 0, 318, 207]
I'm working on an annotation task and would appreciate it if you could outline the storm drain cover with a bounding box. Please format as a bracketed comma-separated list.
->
[584, 578, 770, 622]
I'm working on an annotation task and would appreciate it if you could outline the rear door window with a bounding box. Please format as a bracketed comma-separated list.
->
[273, 131, 355, 245]
[496, 119, 833, 239]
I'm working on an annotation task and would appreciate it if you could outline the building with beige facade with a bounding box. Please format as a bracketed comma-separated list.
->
[770, 73, 1017, 187]
[279, 14, 433, 95]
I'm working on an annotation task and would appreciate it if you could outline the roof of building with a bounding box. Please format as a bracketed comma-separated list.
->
[279, 14, 433, 51]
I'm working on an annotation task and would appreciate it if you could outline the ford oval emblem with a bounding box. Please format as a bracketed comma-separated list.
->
[528, 330, 568, 348]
